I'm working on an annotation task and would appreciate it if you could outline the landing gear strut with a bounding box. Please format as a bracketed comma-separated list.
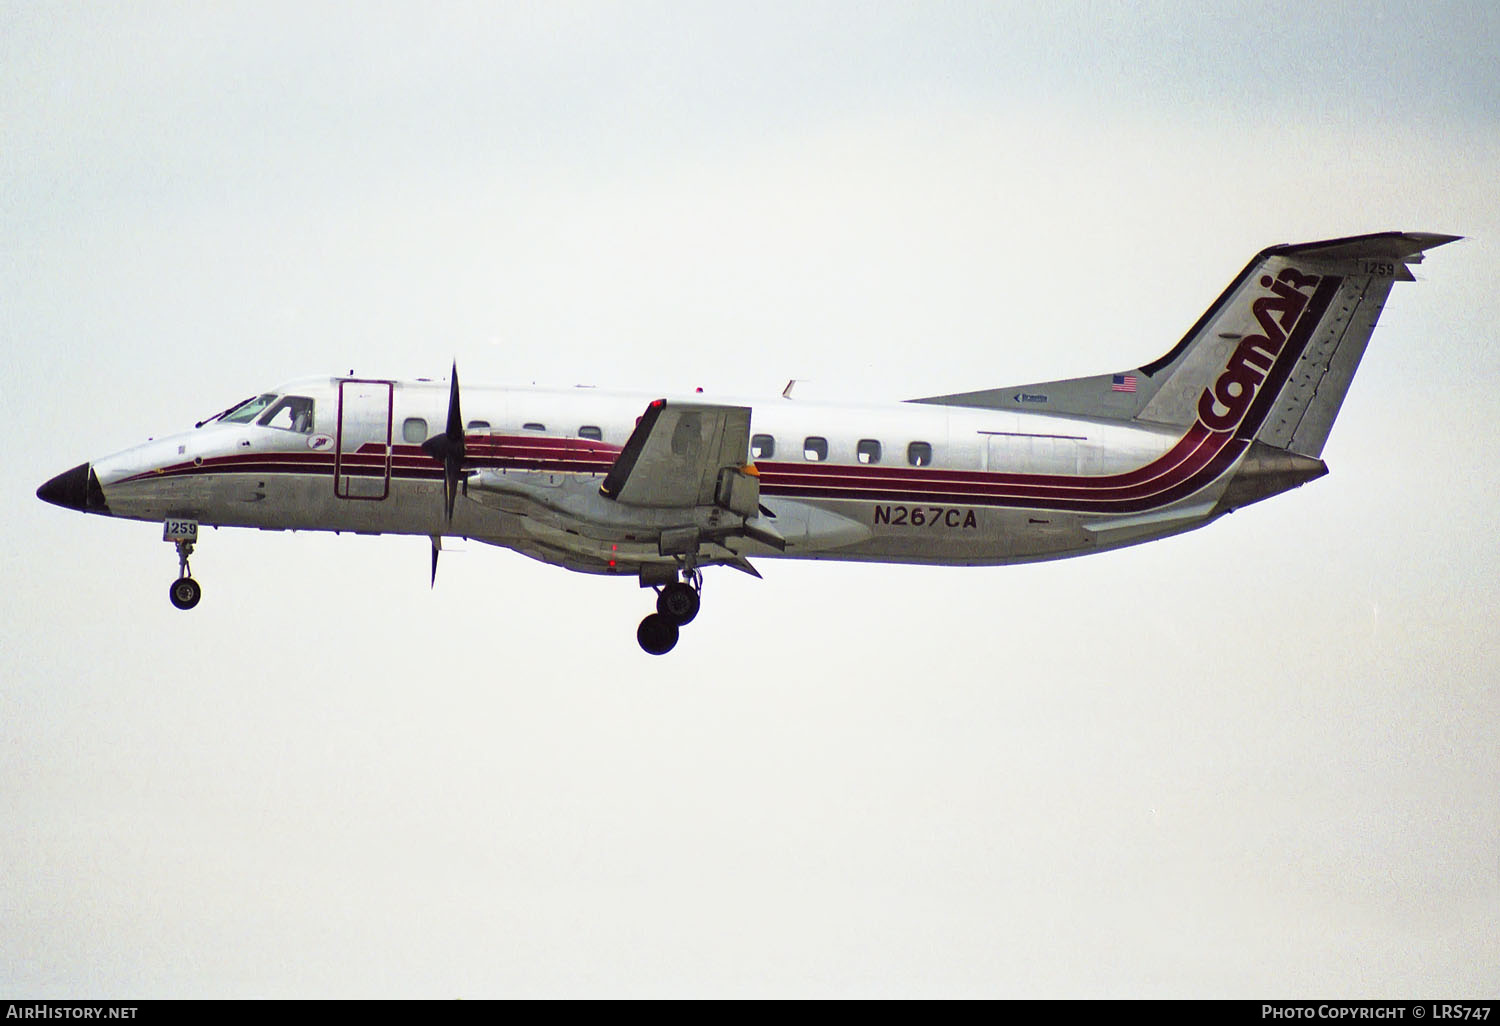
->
[164, 518, 201, 610]
[169, 539, 201, 610]
[637, 568, 702, 655]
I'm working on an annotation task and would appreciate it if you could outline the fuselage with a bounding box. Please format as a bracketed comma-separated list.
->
[45, 374, 1276, 579]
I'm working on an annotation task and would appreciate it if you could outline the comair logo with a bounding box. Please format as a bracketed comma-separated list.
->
[1197, 267, 1321, 433]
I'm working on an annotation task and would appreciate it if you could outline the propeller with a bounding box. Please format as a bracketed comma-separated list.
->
[421, 363, 467, 586]
[420, 362, 467, 522]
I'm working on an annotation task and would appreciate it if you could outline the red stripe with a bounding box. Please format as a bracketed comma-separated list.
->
[762, 426, 1218, 501]
[113, 368, 1255, 516]
[120, 427, 1233, 514]
[758, 423, 1224, 501]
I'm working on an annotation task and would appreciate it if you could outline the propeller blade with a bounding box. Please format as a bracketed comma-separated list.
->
[446, 363, 463, 441]
[430, 535, 441, 587]
[443, 461, 461, 521]
[420, 362, 467, 523]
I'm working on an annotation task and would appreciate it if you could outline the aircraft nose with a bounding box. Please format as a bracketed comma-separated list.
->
[37, 462, 109, 513]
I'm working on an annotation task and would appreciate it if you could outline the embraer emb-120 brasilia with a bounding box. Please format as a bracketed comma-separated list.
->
[39, 232, 1457, 654]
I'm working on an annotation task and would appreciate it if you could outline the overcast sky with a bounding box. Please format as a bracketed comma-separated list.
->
[4, 2, 1497, 998]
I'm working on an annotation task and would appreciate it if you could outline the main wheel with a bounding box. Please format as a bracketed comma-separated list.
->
[169, 577, 202, 610]
[657, 581, 700, 625]
[637, 613, 679, 655]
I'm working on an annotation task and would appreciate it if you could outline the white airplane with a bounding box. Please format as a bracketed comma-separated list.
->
[38, 231, 1456, 653]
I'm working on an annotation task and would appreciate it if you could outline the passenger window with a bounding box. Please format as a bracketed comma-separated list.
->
[467, 420, 490, 432]
[402, 417, 428, 443]
[579, 425, 603, 441]
[907, 441, 933, 467]
[522, 422, 546, 432]
[751, 434, 775, 460]
[257, 396, 316, 433]
[804, 436, 828, 462]
[856, 439, 882, 464]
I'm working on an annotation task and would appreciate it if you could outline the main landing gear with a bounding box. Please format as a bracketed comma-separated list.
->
[637, 570, 702, 655]
[164, 518, 201, 610]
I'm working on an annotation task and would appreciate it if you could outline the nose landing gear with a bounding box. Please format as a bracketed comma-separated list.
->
[164, 518, 201, 610]
[637, 568, 702, 655]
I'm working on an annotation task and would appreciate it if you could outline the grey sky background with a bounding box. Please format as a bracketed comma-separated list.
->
[3, 1, 1497, 998]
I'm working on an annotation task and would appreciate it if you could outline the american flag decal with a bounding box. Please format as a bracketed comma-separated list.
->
[1112, 373, 1138, 393]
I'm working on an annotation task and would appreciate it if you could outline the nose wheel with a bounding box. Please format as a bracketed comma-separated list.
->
[637, 569, 702, 655]
[170, 574, 202, 610]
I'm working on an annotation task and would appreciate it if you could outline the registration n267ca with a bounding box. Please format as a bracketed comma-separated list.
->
[873, 505, 979, 529]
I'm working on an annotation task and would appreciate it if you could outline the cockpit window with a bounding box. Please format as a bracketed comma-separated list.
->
[256, 395, 316, 433]
[222, 394, 278, 424]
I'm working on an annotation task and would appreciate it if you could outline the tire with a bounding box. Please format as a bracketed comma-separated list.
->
[636, 613, 679, 655]
[656, 582, 700, 625]
[169, 577, 202, 610]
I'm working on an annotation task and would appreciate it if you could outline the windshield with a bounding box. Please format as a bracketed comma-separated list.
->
[222, 394, 278, 424]
[256, 395, 316, 433]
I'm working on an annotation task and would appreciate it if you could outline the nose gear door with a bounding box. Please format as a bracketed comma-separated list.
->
[335, 379, 393, 500]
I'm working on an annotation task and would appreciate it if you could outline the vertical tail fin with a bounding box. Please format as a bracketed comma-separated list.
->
[911, 232, 1458, 459]
[1133, 231, 1459, 456]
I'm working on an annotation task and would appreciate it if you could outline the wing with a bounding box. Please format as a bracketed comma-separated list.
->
[600, 399, 753, 508]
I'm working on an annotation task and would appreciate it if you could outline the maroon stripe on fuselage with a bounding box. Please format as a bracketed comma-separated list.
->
[758, 423, 1215, 492]
[121, 425, 1237, 514]
[758, 423, 1222, 499]
[761, 431, 1237, 512]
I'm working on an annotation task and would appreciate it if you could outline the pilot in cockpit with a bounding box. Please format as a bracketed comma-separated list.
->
[256, 396, 316, 434]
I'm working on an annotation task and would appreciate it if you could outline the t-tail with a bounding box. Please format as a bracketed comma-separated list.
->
[914, 231, 1459, 509]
